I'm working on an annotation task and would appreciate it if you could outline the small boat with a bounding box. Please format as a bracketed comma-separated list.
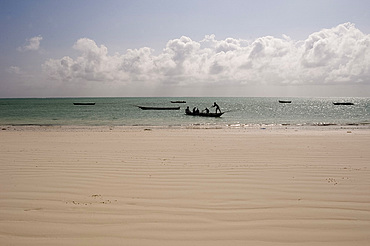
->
[138, 106, 180, 110]
[333, 102, 354, 105]
[73, 102, 95, 105]
[279, 100, 292, 103]
[171, 101, 186, 103]
[185, 111, 224, 117]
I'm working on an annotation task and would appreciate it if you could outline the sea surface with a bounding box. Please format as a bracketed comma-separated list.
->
[0, 97, 369, 128]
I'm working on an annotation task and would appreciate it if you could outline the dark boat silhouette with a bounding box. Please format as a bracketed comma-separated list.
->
[185, 111, 224, 117]
[333, 102, 354, 105]
[73, 102, 95, 105]
[138, 106, 180, 110]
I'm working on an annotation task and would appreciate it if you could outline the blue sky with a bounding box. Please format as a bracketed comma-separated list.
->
[1, 0, 370, 97]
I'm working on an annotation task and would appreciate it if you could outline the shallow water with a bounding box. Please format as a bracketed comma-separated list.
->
[0, 97, 369, 127]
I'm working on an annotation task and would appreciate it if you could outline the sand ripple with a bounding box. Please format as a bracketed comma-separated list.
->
[1, 129, 370, 245]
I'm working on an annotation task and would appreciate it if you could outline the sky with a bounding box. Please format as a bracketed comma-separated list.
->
[1, 0, 370, 98]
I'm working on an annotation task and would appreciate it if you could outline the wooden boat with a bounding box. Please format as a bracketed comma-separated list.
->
[73, 102, 95, 105]
[333, 102, 354, 105]
[138, 106, 180, 110]
[171, 101, 186, 103]
[279, 100, 292, 103]
[185, 111, 224, 117]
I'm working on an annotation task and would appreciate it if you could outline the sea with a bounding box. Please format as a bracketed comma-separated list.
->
[0, 97, 369, 128]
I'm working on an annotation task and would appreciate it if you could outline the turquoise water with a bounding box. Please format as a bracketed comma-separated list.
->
[0, 97, 369, 127]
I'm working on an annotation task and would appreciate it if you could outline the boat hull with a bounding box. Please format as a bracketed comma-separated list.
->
[73, 102, 95, 105]
[186, 111, 224, 117]
[138, 106, 180, 110]
[333, 102, 354, 105]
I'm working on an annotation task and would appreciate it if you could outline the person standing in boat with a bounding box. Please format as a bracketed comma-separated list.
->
[212, 102, 221, 113]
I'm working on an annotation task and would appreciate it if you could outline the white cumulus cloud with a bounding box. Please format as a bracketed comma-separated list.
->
[18, 36, 43, 52]
[42, 23, 370, 87]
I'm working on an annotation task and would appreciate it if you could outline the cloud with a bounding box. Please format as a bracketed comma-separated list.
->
[18, 36, 43, 52]
[43, 38, 127, 82]
[7, 66, 22, 75]
[300, 23, 370, 84]
[42, 23, 370, 87]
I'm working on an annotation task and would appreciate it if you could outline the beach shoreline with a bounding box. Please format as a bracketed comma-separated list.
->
[1, 127, 370, 245]
[1, 123, 370, 132]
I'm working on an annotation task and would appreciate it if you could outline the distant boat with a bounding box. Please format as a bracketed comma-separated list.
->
[73, 102, 95, 105]
[185, 111, 224, 117]
[333, 102, 354, 105]
[279, 100, 292, 103]
[171, 100, 186, 103]
[138, 106, 180, 110]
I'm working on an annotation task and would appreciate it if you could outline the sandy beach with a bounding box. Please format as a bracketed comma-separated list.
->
[1, 126, 369, 245]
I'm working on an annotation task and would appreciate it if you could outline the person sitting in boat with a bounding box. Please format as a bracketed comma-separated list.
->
[192, 107, 199, 115]
[203, 107, 209, 114]
[185, 106, 191, 114]
[211, 102, 221, 113]
[193, 107, 197, 114]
